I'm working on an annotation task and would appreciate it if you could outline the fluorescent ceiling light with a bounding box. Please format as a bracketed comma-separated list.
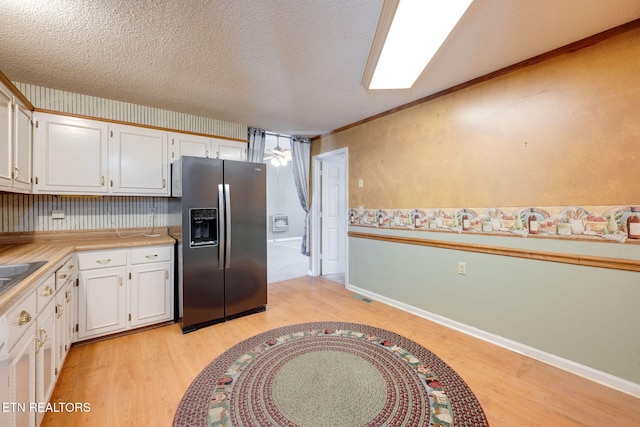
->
[363, 0, 473, 90]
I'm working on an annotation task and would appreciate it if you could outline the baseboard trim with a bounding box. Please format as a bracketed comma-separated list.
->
[268, 237, 303, 243]
[346, 283, 640, 398]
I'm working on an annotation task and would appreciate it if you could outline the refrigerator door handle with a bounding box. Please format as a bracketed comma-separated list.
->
[218, 184, 225, 270]
[224, 183, 231, 268]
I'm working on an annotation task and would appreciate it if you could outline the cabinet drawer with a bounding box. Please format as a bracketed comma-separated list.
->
[56, 255, 77, 288]
[77, 250, 127, 270]
[36, 274, 56, 312]
[6, 291, 36, 351]
[129, 246, 172, 265]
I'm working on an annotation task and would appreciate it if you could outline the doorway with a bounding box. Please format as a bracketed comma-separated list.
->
[311, 148, 348, 285]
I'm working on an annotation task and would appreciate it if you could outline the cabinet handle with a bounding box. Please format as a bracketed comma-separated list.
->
[35, 328, 48, 353]
[165, 268, 169, 279]
[42, 286, 54, 297]
[58, 273, 68, 280]
[65, 290, 72, 302]
[56, 303, 64, 319]
[110, 180, 113, 187]
[171, 152, 175, 158]
[101, 176, 105, 186]
[145, 254, 158, 259]
[119, 274, 123, 286]
[69, 265, 75, 270]
[14, 166, 20, 178]
[96, 259, 111, 265]
[16, 310, 32, 326]
[162, 178, 166, 188]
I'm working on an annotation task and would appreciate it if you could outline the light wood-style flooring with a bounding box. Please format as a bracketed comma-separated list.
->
[42, 276, 639, 426]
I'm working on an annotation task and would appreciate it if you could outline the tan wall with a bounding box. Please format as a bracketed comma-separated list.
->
[313, 27, 640, 210]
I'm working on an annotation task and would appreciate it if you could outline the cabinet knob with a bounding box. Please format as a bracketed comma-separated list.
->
[16, 310, 32, 326]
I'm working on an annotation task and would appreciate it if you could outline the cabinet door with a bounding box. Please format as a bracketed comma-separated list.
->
[33, 112, 109, 194]
[212, 137, 246, 161]
[55, 282, 73, 372]
[130, 261, 172, 327]
[109, 124, 168, 195]
[64, 281, 74, 360]
[169, 132, 210, 162]
[78, 266, 127, 339]
[0, 86, 12, 188]
[35, 300, 56, 426]
[12, 103, 32, 191]
[8, 323, 36, 427]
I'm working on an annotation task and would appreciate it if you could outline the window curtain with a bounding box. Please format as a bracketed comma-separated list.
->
[247, 128, 266, 163]
[291, 136, 312, 255]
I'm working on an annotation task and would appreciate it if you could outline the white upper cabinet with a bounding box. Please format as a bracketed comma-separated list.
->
[34, 114, 169, 196]
[109, 123, 168, 195]
[32, 111, 240, 196]
[0, 85, 12, 189]
[169, 133, 247, 162]
[169, 132, 211, 162]
[33, 112, 109, 194]
[0, 82, 32, 193]
[13, 102, 33, 191]
[213, 137, 246, 161]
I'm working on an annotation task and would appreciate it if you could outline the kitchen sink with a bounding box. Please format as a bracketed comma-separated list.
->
[0, 260, 47, 296]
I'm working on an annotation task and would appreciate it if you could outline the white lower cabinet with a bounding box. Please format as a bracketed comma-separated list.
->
[8, 322, 36, 427]
[77, 245, 173, 341]
[3, 260, 70, 427]
[77, 266, 127, 340]
[0, 247, 171, 426]
[35, 300, 56, 427]
[55, 280, 74, 370]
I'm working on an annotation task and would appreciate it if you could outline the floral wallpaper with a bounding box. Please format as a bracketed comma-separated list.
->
[349, 205, 640, 243]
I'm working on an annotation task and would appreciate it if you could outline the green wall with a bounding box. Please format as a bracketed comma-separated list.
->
[349, 227, 640, 390]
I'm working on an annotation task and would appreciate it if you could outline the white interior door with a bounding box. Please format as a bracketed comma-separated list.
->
[321, 157, 346, 275]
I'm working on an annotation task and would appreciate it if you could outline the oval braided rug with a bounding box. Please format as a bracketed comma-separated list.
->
[173, 322, 489, 427]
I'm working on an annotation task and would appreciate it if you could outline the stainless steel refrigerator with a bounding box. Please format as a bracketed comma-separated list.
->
[169, 156, 267, 333]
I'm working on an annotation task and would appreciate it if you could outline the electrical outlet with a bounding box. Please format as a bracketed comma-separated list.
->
[458, 261, 466, 275]
[51, 209, 65, 220]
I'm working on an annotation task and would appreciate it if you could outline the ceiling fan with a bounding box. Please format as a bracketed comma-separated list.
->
[264, 135, 292, 167]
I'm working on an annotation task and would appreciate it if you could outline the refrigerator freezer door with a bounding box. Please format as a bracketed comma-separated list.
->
[179, 157, 225, 331]
[223, 161, 267, 317]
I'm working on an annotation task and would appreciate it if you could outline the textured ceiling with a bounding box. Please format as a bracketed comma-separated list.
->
[1, 0, 639, 137]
